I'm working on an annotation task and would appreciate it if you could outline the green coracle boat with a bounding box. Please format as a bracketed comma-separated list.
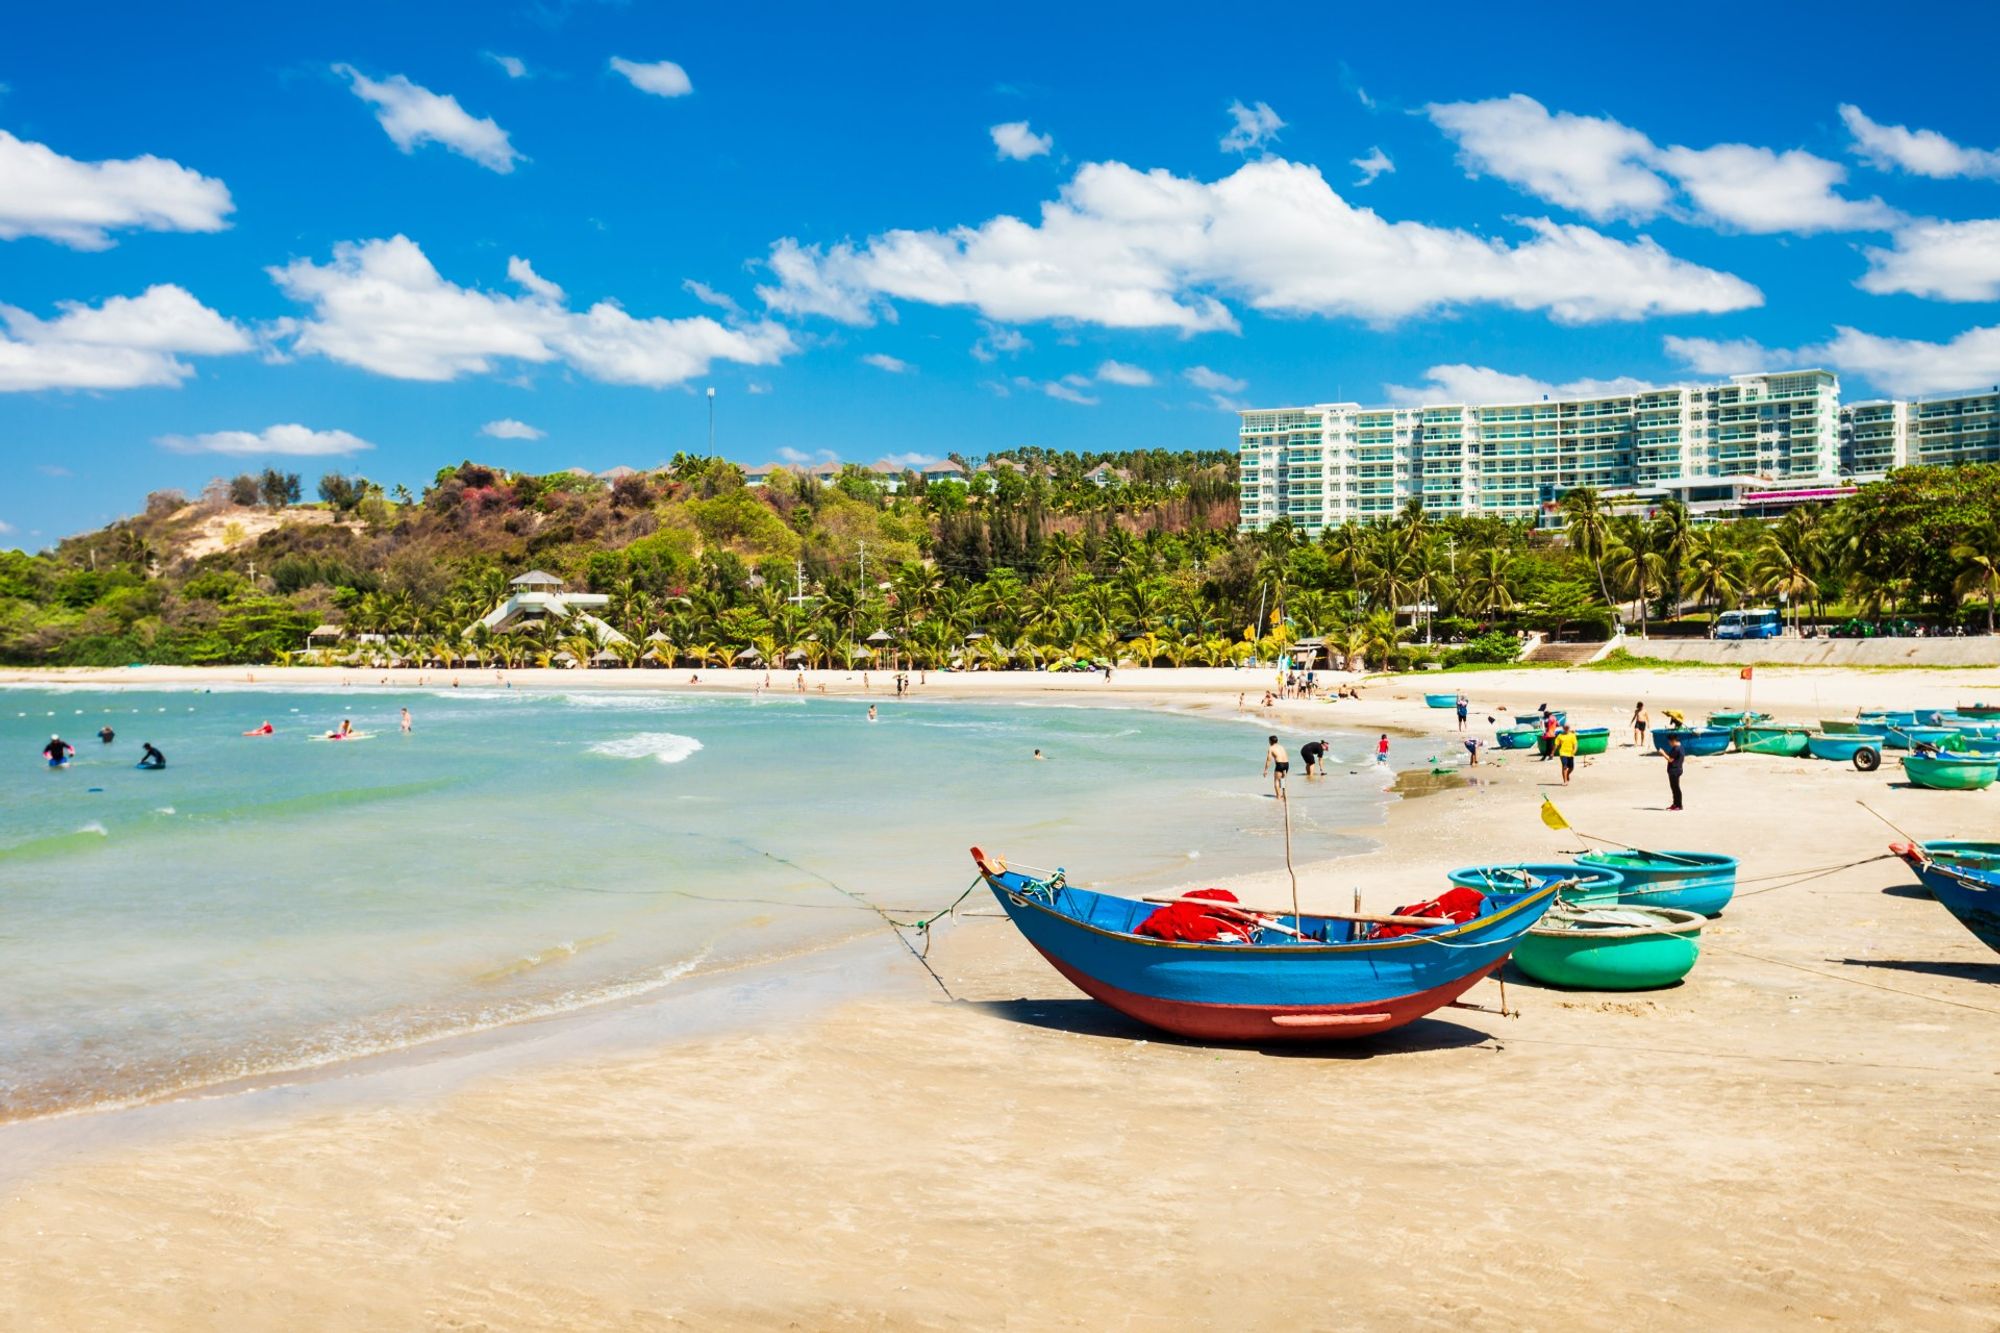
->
[1571, 727, 1610, 756]
[1901, 754, 2000, 791]
[1818, 718, 1860, 734]
[1733, 723, 1812, 757]
[1511, 905, 1705, 990]
[1708, 710, 1768, 729]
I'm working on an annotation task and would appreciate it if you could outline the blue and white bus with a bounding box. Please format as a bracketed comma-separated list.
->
[1716, 608, 1782, 640]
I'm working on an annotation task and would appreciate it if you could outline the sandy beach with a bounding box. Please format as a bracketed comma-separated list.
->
[4, 663, 1999, 1329]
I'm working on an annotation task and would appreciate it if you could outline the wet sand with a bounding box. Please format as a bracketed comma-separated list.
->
[4, 666, 1999, 1328]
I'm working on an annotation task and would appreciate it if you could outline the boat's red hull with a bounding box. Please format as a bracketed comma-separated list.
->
[1038, 948, 1502, 1041]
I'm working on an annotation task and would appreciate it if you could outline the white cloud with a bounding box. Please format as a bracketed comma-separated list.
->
[1384, 364, 1656, 406]
[270, 235, 794, 386]
[487, 53, 528, 79]
[1666, 326, 2000, 399]
[481, 418, 545, 439]
[683, 279, 742, 315]
[1351, 146, 1393, 186]
[0, 285, 250, 392]
[1095, 359, 1153, 386]
[0, 518, 12, 534]
[158, 424, 373, 456]
[776, 446, 833, 464]
[1221, 100, 1283, 154]
[991, 121, 1052, 161]
[335, 64, 521, 173]
[1015, 374, 1097, 405]
[757, 157, 1760, 332]
[0, 129, 233, 249]
[1184, 365, 1246, 393]
[1661, 335, 1775, 377]
[1656, 143, 1897, 235]
[1840, 104, 2000, 180]
[1427, 94, 1895, 234]
[1859, 218, 2000, 301]
[1427, 94, 1669, 222]
[609, 57, 692, 98]
[970, 322, 1029, 362]
[862, 352, 912, 373]
[745, 381, 772, 395]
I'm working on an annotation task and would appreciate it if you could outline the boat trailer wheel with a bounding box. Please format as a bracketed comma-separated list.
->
[1853, 746, 1881, 772]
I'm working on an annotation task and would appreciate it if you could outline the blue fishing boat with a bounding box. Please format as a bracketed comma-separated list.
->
[1447, 861, 1624, 904]
[1574, 849, 1738, 916]
[1650, 726, 1731, 756]
[1804, 733, 1882, 768]
[1513, 711, 1567, 726]
[1883, 724, 1959, 750]
[1891, 844, 2000, 956]
[1905, 839, 2000, 880]
[1914, 708, 1948, 726]
[969, 848, 1559, 1041]
[1424, 692, 1459, 709]
[1860, 710, 1917, 727]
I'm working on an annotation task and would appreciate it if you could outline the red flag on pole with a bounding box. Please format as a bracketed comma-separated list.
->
[1739, 667, 1754, 680]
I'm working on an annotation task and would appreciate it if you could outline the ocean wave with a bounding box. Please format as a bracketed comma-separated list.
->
[588, 732, 704, 764]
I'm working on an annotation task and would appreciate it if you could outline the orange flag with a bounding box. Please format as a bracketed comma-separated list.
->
[1739, 667, 1754, 681]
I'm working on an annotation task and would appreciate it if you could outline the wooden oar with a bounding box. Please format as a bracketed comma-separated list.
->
[1140, 895, 1452, 929]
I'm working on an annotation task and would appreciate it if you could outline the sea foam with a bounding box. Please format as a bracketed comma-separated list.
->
[588, 732, 704, 764]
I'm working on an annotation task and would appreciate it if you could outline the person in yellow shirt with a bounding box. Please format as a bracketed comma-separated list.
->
[1555, 723, 1579, 785]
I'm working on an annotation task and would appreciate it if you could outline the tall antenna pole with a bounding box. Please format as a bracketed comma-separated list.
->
[706, 386, 716, 455]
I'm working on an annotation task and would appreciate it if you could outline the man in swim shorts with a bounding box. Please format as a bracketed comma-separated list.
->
[1263, 735, 1290, 797]
[1300, 738, 1328, 777]
[44, 734, 74, 765]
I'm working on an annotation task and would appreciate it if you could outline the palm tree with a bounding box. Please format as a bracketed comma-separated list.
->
[1753, 522, 1820, 636]
[1951, 521, 2000, 635]
[1560, 487, 1615, 604]
[1680, 532, 1747, 620]
[1460, 548, 1520, 621]
[1605, 529, 1669, 639]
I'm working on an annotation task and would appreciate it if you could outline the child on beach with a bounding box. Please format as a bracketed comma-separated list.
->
[1631, 701, 1648, 746]
[1556, 724, 1578, 784]
[1375, 734, 1390, 765]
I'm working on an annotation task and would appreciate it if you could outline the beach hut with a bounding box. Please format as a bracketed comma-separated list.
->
[734, 647, 763, 665]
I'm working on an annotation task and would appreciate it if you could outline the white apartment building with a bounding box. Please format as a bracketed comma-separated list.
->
[1239, 371, 1841, 532]
[1840, 389, 2000, 474]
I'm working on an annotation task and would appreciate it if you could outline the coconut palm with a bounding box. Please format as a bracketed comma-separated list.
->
[1605, 527, 1670, 639]
[1951, 521, 2000, 634]
[1560, 487, 1615, 604]
[1459, 548, 1521, 620]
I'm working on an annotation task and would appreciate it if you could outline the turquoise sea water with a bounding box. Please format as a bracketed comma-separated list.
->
[0, 685, 1391, 1120]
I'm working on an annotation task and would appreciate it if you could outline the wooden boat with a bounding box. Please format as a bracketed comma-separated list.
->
[1900, 754, 2000, 791]
[1446, 861, 1624, 905]
[969, 848, 1558, 1041]
[1650, 726, 1731, 756]
[1805, 733, 1882, 768]
[1817, 718, 1860, 734]
[1955, 703, 2000, 720]
[1511, 905, 1705, 990]
[1571, 727, 1610, 755]
[1574, 849, 1738, 917]
[1707, 710, 1767, 729]
[1495, 725, 1541, 750]
[1733, 723, 1812, 756]
[1424, 692, 1459, 709]
[1890, 844, 2000, 955]
[1513, 711, 1567, 726]
[1905, 839, 2000, 881]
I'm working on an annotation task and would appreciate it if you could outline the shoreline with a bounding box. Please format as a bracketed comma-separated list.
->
[5, 667, 2000, 1326]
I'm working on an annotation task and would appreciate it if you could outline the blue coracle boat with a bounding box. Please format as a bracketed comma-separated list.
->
[1447, 861, 1624, 904]
[1650, 726, 1731, 756]
[1424, 692, 1459, 709]
[1892, 843, 2000, 955]
[970, 848, 1558, 1041]
[1574, 849, 1738, 916]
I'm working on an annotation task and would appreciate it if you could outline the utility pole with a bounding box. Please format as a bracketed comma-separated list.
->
[789, 558, 810, 608]
[706, 386, 716, 455]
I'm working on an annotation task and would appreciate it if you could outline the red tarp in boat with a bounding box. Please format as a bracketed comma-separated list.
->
[1135, 887, 1255, 943]
[1375, 886, 1487, 940]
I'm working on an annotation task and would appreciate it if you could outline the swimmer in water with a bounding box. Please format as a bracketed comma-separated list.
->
[1033, 748, 1045, 760]
[44, 734, 74, 766]
[98, 725, 115, 743]
[867, 705, 877, 722]
[137, 742, 166, 769]
[243, 721, 274, 736]
[1263, 734, 1289, 798]
[400, 707, 412, 734]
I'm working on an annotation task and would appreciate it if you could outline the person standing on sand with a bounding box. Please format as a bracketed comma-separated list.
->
[1631, 701, 1648, 747]
[1662, 735, 1686, 811]
[1455, 693, 1469, 731]
[1538, 710, 1558, 761]
[1556, 723, 1578, 785]
[1263, 735, 1290, 798]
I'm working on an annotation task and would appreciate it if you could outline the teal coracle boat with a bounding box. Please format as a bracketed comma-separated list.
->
[1571, 727, 1609, 756]
[1424, 692, 1458, 709]
[1900, 754, 2000, 791]
[1446, 861, 1624, 905]
[1511, 905, 1705, 990]
[1805, 733, 1882, 768]
[1860, 710, 1917, 726]
[1651, 726, 1731, 756]
[1733, 723, 1812, 756]
[1707, 710, 1768, 728]
[1495, 725, 1540, 750]
[1818, 718, 1860, 734]
[1574, 849, 1738, 916]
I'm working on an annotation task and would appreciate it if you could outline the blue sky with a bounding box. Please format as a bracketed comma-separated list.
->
[6, 0, 2000, 547]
